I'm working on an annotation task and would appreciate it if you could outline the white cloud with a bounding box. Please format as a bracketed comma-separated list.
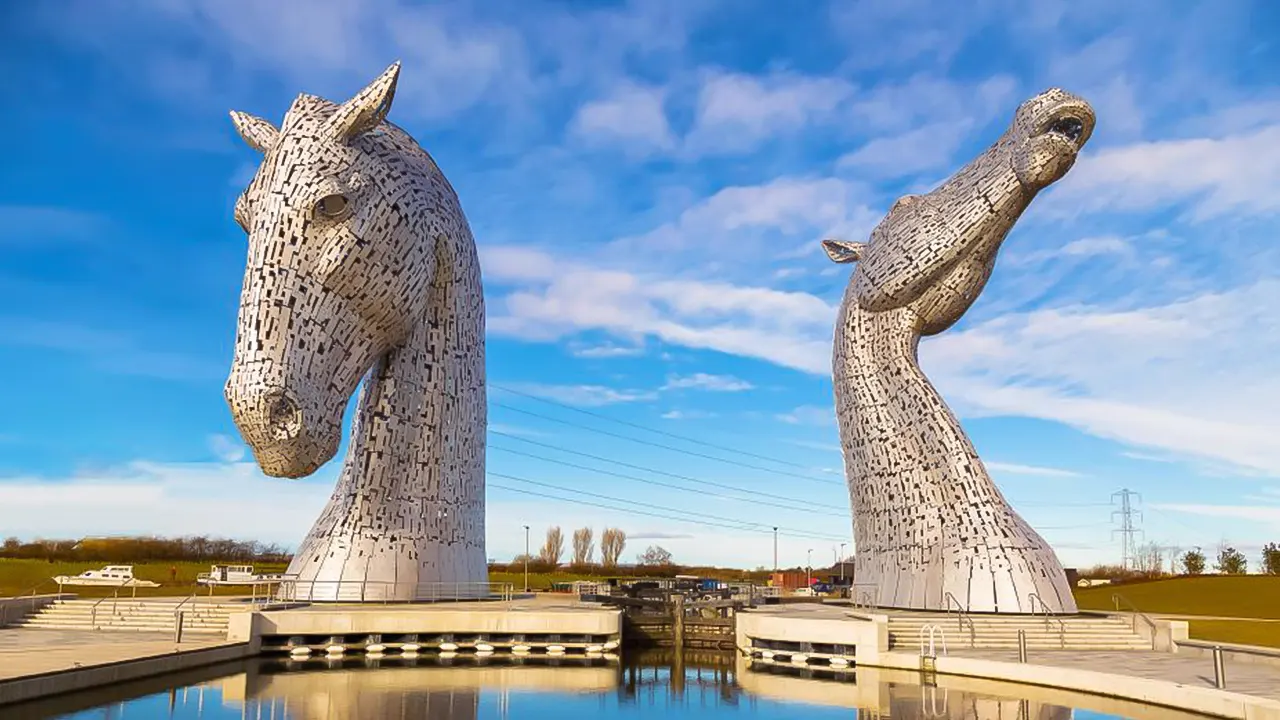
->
[500, 382, 657, 407]
[569, 82, 674, 155]
[777, 405, 835, 426]
[1154, 504, 1280, 528]
[1046, 124, 1280, 220]
[206, 434, 247, 463]
[662, 373, 754, 392]
[568, 342, 645, 359]
[660, 409, 716, 420]
[837, 120, 974, 178]
[684, 70, 856, 155]
[0, 461, 331, 544]
[1056, 235, 1134, 258]
[985, 462, 1082, 479]
[922, 280, 1280, 476]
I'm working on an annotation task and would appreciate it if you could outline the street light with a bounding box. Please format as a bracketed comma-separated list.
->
[806, 548, 813, 588]
[772, 527, 778, 573]
[839, 542, 847, 582]
[522, 525, 530, 593]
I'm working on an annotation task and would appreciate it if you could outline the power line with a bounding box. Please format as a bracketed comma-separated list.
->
[491, 383, 824, 472]
[490, 443, 847, 519]
[488, 430, 846, 516]
[488, 471, 848, 542]
[487, 472, 848, 543]
[491, 402, 842, 486]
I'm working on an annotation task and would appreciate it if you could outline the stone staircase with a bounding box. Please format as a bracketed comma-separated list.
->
[886, 611, 1152, 651]
[13, 598, 246, 635]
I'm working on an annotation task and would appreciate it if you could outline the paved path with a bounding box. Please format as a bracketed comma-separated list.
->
[951, 648, 1280, 701]
[0, 628, 230, 680]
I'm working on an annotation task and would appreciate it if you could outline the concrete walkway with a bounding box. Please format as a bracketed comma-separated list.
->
[952, 648, 1280, 701]
[0, 628, 230, 680]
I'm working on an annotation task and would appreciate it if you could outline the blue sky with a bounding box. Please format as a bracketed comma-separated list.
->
[1, 0, 1279, 571]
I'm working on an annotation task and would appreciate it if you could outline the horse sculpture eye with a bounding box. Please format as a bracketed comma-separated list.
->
[315, 193, 349, 218]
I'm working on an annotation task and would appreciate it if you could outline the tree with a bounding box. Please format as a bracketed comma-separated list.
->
[1215, 545, 1247, 575]
[637, 545, 673, 566]
[1181, 549, 1206, 575]
[538, 526, 564, 566]
[571, 527, 594, 566]
[600, 528, 627, 568]
[1262, 543, 1280, 576]
[1133, 542, 1165, 576]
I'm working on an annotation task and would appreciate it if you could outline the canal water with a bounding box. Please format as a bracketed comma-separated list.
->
[13, 651, 1212, 720]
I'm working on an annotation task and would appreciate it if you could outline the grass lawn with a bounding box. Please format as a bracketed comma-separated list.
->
[1073, 575, 1280, 620]
[0, 560, 609, 597]
[1185, 620, 1280, 649]
[0, 559, 288, 598]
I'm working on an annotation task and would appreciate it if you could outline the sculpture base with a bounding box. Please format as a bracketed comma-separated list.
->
[279, 536, 489, 603]
[853, 545, 1078, 614]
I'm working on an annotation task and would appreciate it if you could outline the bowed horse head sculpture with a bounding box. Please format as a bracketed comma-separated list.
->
[225, 62, 488, 601]
[823, 88, 1094, 613]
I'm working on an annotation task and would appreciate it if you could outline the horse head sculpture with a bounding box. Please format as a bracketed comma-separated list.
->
[225, 62, 488, 601]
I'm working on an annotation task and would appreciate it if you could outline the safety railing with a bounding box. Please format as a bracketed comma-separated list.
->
[88, 593, 117, 630]
[1027, 592, 1066, 648]
[272, 577, 515, 604]
[1112, 592, 1159, 651]
[943, 591, 975, 647]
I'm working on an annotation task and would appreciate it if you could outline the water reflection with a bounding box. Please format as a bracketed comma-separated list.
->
[29, 651, 1211, 720]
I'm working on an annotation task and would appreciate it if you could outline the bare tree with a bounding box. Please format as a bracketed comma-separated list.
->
[1133, 542, 1165, 576]
[637, 545, 673, 566]
[600, 527, 627, 567]
[538, 526, 564, 566]
[572, 527, 594, 566]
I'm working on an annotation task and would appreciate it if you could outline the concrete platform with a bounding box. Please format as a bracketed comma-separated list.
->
[235, 594, 623, 655]
[0, 629, 252, 706]
[736, 603, 1280, 720]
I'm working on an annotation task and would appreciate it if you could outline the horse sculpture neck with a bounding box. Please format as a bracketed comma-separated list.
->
[285, 145, 487, 602]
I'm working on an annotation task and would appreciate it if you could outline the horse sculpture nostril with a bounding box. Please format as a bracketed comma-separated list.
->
[264, 391, 303, 441]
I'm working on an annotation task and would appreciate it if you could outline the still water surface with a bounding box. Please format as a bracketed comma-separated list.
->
[20, 652, 1209, 720]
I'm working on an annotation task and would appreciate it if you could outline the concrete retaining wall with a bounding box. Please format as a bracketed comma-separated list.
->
[239, 605, 622, 640]
[0, 595, 73, 628]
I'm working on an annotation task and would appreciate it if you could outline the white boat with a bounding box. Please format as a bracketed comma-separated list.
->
[53, 565, 160, 588]
[196, 564, 284, 586]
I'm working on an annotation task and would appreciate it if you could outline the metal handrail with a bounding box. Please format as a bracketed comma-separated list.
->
[88, 593, 117, 630]
[273, 578, 516, 603]
[1027, 592, 1066, 648]
[172, 582, 204, 639]
[943, 591, 975, 647]
[1112, 592, 1159, 650]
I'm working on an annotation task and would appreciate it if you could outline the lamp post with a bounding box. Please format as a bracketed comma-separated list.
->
[772, 527, 778, 572]
[522, 525, 530, 593]
[839, 542, 847, 582]
[806, 548, 813, 588]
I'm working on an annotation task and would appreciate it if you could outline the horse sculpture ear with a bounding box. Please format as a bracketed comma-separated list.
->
[822, 239, 866, 264]
[229, 111, 279, 154]
[328, 61, 401, 143]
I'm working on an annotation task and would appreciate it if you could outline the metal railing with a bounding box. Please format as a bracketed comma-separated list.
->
[918, 623, 948, 657]
[272, 577, 514, 604]
[943, 591, 975, 647]
[1027, 592, 1066, 648]
[88, 593, 118, 630]
[1112, 592, 1159, 651]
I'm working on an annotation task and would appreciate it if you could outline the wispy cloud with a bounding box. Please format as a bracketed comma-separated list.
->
[662, 373, 754, 392]
[776, 405, 835, 426]
[500, 382, 657, 407]
[985, 462, 1082, 479]
[0, 317, 222, 382]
